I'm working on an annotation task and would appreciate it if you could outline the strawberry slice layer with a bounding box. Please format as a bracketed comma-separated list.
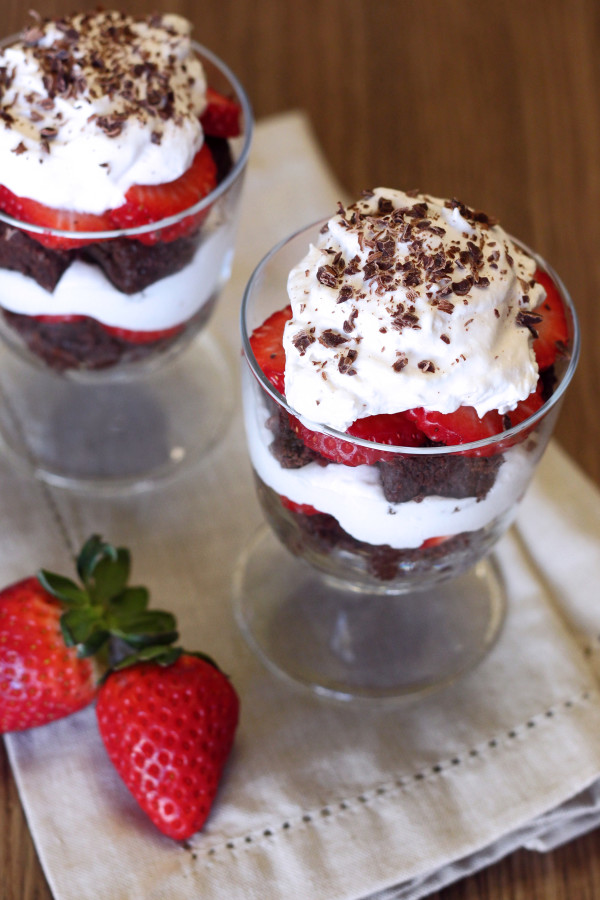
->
[290, 411, 427, 466]
[200, 87, 242, 139]
[406, 405, 506, 457]
[32, 314, 184, 345]
[532, 268, 569, 370]
[101, 323, 185, 345]
[0, 186, 113, 250]
[109, 143, 217, 245]
[248, 304, 291, 394]
[280, 495, 321, 516]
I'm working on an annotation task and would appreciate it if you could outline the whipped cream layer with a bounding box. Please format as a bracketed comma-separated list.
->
[243, 379, 534, 550]
[283, 188, 545, 431]
[0, 12, 207, 213]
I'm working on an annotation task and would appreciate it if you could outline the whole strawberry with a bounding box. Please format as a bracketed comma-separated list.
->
[96, 647, 239, 840]
[0, 535, 177, 734]
[0, 576, 95, 732]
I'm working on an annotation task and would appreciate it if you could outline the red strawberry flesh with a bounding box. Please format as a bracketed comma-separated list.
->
[200, 87, 242, 139]
[96, 654, 239, 840]
[109, 143, 217, 245]
[248, 304, 291, 394]
[532, 268, 569, 370]
[0, 577, 95, 733]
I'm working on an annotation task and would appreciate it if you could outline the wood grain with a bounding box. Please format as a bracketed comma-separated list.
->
[1, 2, 599, 899]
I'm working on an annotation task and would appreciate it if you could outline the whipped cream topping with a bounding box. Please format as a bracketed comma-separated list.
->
[283, 188, 545, 431]
[0, 12, 207, 213]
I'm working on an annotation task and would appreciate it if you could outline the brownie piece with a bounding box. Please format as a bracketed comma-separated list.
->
[0, 221, 72, 292]
[266, 404, 324, 469]
[2, 311, 177, 371]
[255, 475, 485, 582]
[378, 451, 503, 503]
[81, 230, 200, 294]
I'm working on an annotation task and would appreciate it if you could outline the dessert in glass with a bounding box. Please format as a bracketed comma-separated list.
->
[235, 188, 579, 701]
[0, 11, 252, 491]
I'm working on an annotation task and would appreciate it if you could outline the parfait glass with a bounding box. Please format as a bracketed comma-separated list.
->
[0, 42, 252, 494]
[234, 221, 580, 702]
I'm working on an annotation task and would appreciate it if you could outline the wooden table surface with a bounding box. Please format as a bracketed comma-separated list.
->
[1, 2, 599, 899]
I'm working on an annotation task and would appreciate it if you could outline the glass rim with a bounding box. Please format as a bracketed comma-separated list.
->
[240, 217, 581, 457]
[0, 38, 253, 240]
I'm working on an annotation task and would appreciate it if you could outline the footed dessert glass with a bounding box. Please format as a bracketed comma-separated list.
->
[234, 222, 580, 702]
[0, 42, 252, 493]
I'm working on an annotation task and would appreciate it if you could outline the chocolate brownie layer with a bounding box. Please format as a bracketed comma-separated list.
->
[0, 222, 71, 292]
[1, 312, 172, 371]
[2, 293, 216, 372]
[378, 451, 503, 503]
[255, 475, 495, 582]
[266, 402, 324, 468]
[82, 230, 201, 294]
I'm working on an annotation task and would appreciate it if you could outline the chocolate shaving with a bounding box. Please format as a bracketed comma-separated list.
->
[316, 265, 338, 288]
[338, 348, 358, 374]
[515, 309, 543, 337]
[292, 330, 316, 355]
[318, 330, 348, 348]
[392, 353, 408, 372]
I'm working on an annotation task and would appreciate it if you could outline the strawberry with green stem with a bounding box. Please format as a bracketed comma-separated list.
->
[0, 535, 240, 841]
[96, 644, 239, 841]
[0, 576, 96, 733]
[0, 535, 177, 734]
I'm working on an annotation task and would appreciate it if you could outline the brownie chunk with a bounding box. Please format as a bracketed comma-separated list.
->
[82, 231, 200, 294]
[0, 221, 72, 292]
[378, 451, 503, 503]
[2, 311, 179, 371]
[266, 405, 324, 468]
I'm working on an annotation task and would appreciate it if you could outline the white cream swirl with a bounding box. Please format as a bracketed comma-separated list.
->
[0, 12, 207, 213]
[283, 188, 545, 430]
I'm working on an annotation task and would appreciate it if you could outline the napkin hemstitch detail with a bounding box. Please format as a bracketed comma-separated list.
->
[187, 686, 598, 861]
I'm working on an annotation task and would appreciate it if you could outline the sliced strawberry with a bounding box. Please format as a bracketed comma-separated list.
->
[33, 314, 87, 324]
[101, 323, 185, 345]
[506, 380, 545, 429]
[406, 405, 505, 456]
[532, 269, 569, 370]
[110, 144, 217, 245]
[248, 304, 291, 394]
[420, 535, 451, 549]
[0, 186, 113, 250]
[280, 495, 321, 516]
[200, 87, 242, 139]
[490, 379, 546, 452]
[290, 410, 427, 466]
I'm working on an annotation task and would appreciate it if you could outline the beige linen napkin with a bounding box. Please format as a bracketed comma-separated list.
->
[3, 112, 600, 900]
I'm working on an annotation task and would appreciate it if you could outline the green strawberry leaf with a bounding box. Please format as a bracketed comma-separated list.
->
[99, 645, 183, 682]
[107, 609, 178, 649]
[76, 534, 118, 585]
[38, 570, 88, 607]
[107, 586, 149, 616]
[60, 606, 106, 647]
[89, 548, 131, 603]
[78, 629, 112, 659]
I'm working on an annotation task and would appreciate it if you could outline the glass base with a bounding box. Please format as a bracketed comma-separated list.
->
[233, 525, 506, 703]
[0, 331, 233, 495]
